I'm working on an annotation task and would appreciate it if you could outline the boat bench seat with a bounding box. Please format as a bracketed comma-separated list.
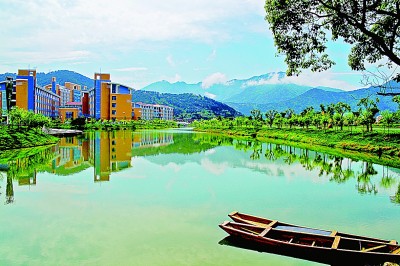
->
[268, 220, 278, 227]
[392, 248, 400, 254]
[362, 244, 386, 252]
[259, 227, 271, 237]
[332, 236, 341, 249]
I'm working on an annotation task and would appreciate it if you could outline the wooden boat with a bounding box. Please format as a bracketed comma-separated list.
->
[229, 211, 398, 244]
[220, 219, 400, 264]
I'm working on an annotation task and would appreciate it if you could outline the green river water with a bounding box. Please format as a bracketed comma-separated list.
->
[0, 129, 399, 266]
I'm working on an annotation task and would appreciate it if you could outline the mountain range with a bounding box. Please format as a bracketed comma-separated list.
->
[1, 70, 398, 116]
[142, 72, 399, 115]
[0, 70, 93, 89]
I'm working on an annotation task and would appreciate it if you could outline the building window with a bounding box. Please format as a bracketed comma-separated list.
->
[112, 110, 116, 115]
[112, 96, 116, 101]
[112, 103, 116, 108]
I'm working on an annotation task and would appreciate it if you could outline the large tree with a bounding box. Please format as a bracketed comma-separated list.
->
[264, 0, 400, 94]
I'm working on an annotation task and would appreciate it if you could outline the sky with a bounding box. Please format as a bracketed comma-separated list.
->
[0, 0, 372, 90]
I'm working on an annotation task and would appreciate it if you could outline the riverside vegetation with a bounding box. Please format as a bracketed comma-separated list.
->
[2, 96, 400, 162]
[192, 97, 400, 163]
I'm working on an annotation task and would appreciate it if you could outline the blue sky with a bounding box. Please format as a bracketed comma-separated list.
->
[0, 0, 370, 90]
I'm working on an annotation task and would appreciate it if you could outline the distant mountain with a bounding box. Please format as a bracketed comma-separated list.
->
[142, 72, 345, 105]
[132, 90, 241, 119]
[0, 70, 93, 89]
[228, 87, 398, 114]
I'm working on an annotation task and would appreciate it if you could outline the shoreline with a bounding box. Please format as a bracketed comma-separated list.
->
[193, 127, 400, 168]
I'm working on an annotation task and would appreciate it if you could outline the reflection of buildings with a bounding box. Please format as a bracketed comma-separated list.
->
[52, 137, 85, 173]
[89, 131, 132, 182]
[6, 131, 174, 187]
[49, 132, 134, 181]
[132, 131, 174, 148]
[18, 171, 37, 186]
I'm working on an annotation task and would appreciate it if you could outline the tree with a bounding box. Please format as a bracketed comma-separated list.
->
[250, 109, 263, 121]
[344, 112, 355, 133]
[334, 102, 351, 130]
[265, 110, 278, 127]
[357, 97, 379, 132]
[380, 110, 395, 134]
[264, 0, 400, 83]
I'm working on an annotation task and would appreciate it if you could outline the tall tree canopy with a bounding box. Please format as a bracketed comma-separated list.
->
[264, 0, 400, 84]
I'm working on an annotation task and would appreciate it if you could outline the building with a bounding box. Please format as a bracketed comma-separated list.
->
[59, 102, 82, 121]
[90, 73, 133, 120]
[1, 69, 177, 123]
[132, 102, 173, 120]
[0, 77, 13, 120]
[14, 69, 60, 118]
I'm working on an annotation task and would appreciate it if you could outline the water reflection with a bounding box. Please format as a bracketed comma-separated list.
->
[219, 236, 332, 265]
[1, 130, 400, 205]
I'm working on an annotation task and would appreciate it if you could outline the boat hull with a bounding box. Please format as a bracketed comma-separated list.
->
[219, 220, 400, 265]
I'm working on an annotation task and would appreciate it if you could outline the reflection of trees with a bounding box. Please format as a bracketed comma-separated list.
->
[329, 157, 354, 183]
[284, 146, 297, 165]
[264, 143, 277, 161]
[356, 162, 378, 194]
[380, 165, 397, 189]
[250, 141, 262, 160]
[5, 175, 14, 204]
[228, 137, 400, 201]
[390, 184, 400, 204]
[299, 150, 312, 170]
[234, 140, 253, 152]
[3, 147, 55, 204]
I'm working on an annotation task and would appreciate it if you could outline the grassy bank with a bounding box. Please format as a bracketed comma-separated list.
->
[0, 127, 59, 151]
[194, 127, 400, 162]
[257, 128, 400, 157]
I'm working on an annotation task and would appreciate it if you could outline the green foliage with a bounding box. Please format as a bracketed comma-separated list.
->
[0, 127, 58, 150]
[8, 107, 51, 130]
[265, 0, 400, 80]
[131, 90, 241, 119]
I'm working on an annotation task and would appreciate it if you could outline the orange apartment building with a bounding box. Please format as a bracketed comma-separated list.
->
[89, 73, 133, 121]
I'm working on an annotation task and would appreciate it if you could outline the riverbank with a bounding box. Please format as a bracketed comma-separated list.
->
[194, 127, 400, 161]
[0, 128, 59, 151]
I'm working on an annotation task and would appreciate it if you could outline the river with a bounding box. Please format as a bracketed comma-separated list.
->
[0, 129, 399, 265]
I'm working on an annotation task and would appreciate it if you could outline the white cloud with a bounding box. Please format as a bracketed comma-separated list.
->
[114, 67, 148, 72]
[204, 149, 216, 155]
[201, 72, 228, 89]
[0, 0, 266, 69]
[201, 158, 228, 175]
[243, 73, 283, 87]
[242, 71, 362, 91]
[283, 71, 361, 90]
[164, 74, 182, 83]
[207, 49, 217, 61]
[166, 55, 176, 67]
[204, 92, 217, 99]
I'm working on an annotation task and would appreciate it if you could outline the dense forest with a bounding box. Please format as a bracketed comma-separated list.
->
[131, 90, 241, 119]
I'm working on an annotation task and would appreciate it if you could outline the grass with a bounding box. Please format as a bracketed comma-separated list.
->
[0, 127, 59, 151]
[194, 125, 400, 167]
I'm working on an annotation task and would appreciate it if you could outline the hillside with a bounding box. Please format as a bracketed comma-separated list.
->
[132, 90, 241, 119]
[142, 72, 344, 104]
[231, 87, 398, 114]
